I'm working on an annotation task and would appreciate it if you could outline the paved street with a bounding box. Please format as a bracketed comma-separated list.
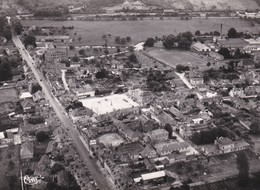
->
[12, 35, 114, 190]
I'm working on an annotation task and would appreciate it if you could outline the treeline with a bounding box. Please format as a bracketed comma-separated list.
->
[0, 16, 12, 41]
[0, 55, 23, 81]
[144, 31, 193, 50]
[191, 127, 230, 145]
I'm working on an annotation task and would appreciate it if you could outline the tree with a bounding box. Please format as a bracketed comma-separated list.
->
[95, 69, 108, 79]
[3, 27, 12, 41]
[126, 36, 131, 42]
[72, 55, 79, 62]
[207, 62, 211, 66]
[128, 54, 137, 63]
[195, 30, 201, 36]
[31, 84, 42, 94]
[69, 45, 75, 50]
[115, 36, 121, 44]
[79, 49, 85, 56]
[213, 31, 220, 36]
[164, 123, 173, 138]
[144, 38, 155, 47]
[36, 131, 49, 142]
[24, 35, 36, 48]
[228, 28, 238, 38]
[120, 38, 127, 45]
[178, 37, 192, 49]
[117, 47, 121, 53]
[104, 48, 109, 55]
[218, 47, 231, 59]
[163, 34, 177, 49]
[236, 152, 249, 187]
[250, 121, 260, 135]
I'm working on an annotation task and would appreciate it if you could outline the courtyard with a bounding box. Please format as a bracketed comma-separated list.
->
[79, 94, 139, 115]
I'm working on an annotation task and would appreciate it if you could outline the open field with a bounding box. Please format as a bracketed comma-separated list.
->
[146, 48, 208, 68]
[0, 145, 20, 190]
[79, 94, 139, 115]
[0, 88, 18, 103]
[22, 18, 259, 46]
[98, 133, 125, 147]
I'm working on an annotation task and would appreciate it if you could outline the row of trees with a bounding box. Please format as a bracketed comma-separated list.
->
[115, 36, 131, 45]
[218, 47, 251, 59]
[163, 32, 193, 49]
[0, 16, 12, 41]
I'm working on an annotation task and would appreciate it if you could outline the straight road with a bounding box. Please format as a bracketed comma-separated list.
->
[12, 35, 114, 190]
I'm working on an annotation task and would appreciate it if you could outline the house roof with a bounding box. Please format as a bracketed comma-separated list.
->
[20, 92, 32, 99]
[0, 132, 5, 139]
[21, 99, 35, 108]
[141, 170, 166, 181]
[216, 137, 233, 146]
[140, 144, 156, 157]
[21, 140, 33, 156]
[147, 129, 168, 137]
[218, 39, 248, 48]
[155, 142, 189, 153]
[192, 42, 210, 50]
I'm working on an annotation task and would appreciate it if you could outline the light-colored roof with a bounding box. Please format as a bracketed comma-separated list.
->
[0, 132, 5, 139]
[216, 137, 233, 146]
[147, 129, 168, 137]
[141, 170, 166, 181]
[20, 92, 32, 99]
[192, 42, 210, 50]
[6, 128, 19, 133]
[155, 141, 189, 153]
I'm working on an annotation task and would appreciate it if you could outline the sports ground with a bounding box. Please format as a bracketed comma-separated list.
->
[79, 94, 139, 115]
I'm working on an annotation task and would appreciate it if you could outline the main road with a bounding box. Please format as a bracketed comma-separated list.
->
[12, 35, 114, 190]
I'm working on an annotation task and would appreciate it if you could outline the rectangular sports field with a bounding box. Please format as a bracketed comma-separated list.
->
[79, 94, 139, 115]
[146, 48, 208, 68]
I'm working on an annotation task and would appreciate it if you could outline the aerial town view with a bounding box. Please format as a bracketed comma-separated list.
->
[0, 0, 260, 190]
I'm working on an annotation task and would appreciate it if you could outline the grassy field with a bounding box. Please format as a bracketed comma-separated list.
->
[0, 145, 20, 190]
[98, 133, 125, 147]
[22, 18, 259, 46]
[146, 48, 208, 68]
[0, 88, 18, 104]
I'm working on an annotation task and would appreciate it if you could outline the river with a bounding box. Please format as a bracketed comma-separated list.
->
[22, 18, 259, 46]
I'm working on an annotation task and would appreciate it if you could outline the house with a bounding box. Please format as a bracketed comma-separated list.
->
[128, 88, 153, 105]
[20, 140, 33, 159]
[133, 170, 178, 184]
[209, 51, 224, 60]
[140, 144, 157, 158]
[154, 141, 189, 156]
[69, 107, 93, 123]
[147, 129, 169, 143]
[32, 90, 45, 102]
[75, 84, 95, 98]
[191, 42, 211, 52]
[21, 99, 36, 113]
[229, 87, 245, 97]
[189, 70, 204, 86]
[202, 137, 250, 156]
[122, 128, 142, 142]
[44, 49, 68, 63]
[236, 59, 256, 69]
